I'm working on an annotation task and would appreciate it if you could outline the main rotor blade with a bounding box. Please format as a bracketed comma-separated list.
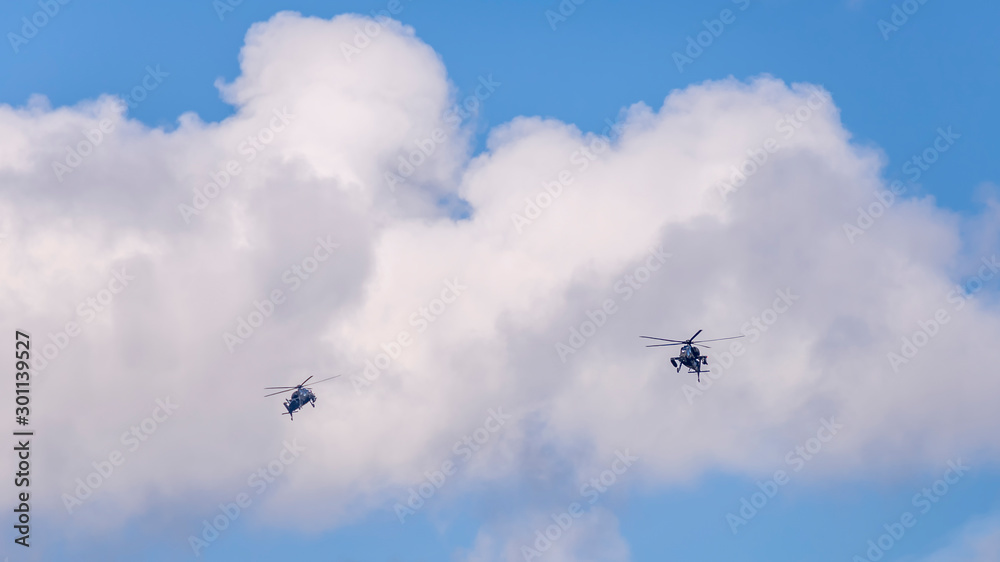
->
[298, 375, 314, 387]
[306, 375, 341, 386]
[689, 329, 703, 342]
[690, 335, 745, 344]
[263, 386, 298, 390]
[265, 388, 295, 397]
[640, 336, 686, 343]
[646, 343, 682, 347]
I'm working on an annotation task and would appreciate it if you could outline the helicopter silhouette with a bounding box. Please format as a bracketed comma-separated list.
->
[264, 375, 340, 420]
[641, 330, 744, 382]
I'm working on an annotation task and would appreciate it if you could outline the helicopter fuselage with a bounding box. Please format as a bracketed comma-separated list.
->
[285, 388, 316, 418]
[670, 344, 708, 375]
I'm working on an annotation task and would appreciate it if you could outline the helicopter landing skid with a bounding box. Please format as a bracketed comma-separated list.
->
[688, 368, 709, 383]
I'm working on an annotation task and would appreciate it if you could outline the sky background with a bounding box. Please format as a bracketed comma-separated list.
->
[2, 1, 1000, 561]
[3, 0, 998, 211]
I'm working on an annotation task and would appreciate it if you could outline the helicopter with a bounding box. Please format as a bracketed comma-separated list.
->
[640, 330, 744, 382]
[264, 375, 340, 420]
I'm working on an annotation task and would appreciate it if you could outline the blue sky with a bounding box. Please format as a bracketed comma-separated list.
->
[3, 0, 998, 209]
[3, 1, 1000, 561]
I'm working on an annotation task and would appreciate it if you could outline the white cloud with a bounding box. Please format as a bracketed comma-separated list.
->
[1, 10, 998, 552]
[464, 506, 630, 562]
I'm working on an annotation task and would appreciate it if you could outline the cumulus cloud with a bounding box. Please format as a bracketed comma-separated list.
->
[1, 9, 998, 556]
[464, 506, 630, 562]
